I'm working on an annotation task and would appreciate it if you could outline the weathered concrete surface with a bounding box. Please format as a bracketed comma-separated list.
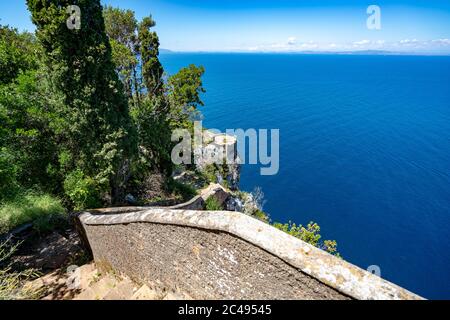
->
[83, 223, 346, 300]
[79, 209, 423, 300]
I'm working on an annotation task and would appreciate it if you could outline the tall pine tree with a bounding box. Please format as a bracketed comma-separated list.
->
[138, 16, 164, 97]
[26, 0, 137, 204]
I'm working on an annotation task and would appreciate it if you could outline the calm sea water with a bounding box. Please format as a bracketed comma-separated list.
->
[160, 53, 450, 299]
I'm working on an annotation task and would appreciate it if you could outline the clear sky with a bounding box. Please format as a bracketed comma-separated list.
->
[1, 0, 450, 53]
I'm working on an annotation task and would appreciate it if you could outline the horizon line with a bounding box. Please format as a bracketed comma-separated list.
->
[160, 49, 450, 57]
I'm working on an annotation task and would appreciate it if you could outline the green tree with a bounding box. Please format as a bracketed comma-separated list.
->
[0, 25, 39, 85]
[109, 39, 138, 103]
[138, 16, 164, 97]
[167, 64, 206, 128]
[0, 25, 62, 195]
[26, 0, 137, 204]
[0, 148, 20, 202]
[103, 7, 173, 179]
[103, 6, 137, 46]
[103, 7, 207, 133]
[130, 96, 173, 176]
[103, 6, 140, 105]
[0, 71, 60, 193]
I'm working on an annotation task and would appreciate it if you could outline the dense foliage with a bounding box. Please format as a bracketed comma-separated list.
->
[0, 26, 38, 85]
[27, 0, 137, 204]
[167, 64, 206, 128]
[0, 1, 338, 258]
[102, 6, 205, 177]
[0, 1, 207, 230]
[138, 16, 164, 97]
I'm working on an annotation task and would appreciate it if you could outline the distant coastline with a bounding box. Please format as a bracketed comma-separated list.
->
[160, 49, 450, 57]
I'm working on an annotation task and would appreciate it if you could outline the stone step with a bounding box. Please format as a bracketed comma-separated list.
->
[131, 285, 161, 300]
[103, 279, 137, 300]
[40, 263, 181, 300]
[24, 262, 164, 300]
[163, 292, 187, 300]
[75, 274, 118, 300]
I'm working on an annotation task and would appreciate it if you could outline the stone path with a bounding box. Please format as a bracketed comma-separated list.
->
[23, 263, 186, 300]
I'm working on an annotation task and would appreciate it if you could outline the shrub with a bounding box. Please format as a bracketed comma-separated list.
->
[0, 148, 20, 202]
[205, 197, 223, 211]
[322, 240, 339, 257]
[63, 170, 102, 211]
[201, 164, 218, 184]
[253, 209, 269, 223]
[167, 179, 197, 202]
[273, 221, 340, 256]
[197, 164, 234, 189]
[0, 191, 66, 235]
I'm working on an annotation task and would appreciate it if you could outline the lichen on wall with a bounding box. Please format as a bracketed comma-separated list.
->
[78, 208, 423, 300]
[84, 223, 348, 300]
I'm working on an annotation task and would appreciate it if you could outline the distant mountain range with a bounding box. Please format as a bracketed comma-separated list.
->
[301, 50, 444, 56]
[159, 48, 175, 54]
[160, 49, 449, 56]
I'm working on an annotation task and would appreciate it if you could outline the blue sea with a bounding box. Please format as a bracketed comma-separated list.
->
[160, 53, 450, 299]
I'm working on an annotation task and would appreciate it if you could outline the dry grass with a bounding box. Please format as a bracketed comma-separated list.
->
[0, 240, 42, 300]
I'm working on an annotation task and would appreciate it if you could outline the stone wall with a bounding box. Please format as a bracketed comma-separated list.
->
[168, 184, 229, 210]
[78, 209, 423, 300]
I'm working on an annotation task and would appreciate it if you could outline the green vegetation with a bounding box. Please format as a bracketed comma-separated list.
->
[167, 64, 206, 128]
[232, 189, 339, 256]
[1, 0, 207, 236]
[102, 4, 205, 186]
[253, 209, 270, 223]
[205, 197, 223, 211]
[199, 163, 231, 189]
[166, 179, 198, 203]
[27, 0, 136, 204]
[103, 6, 140, 104]
[0, 27, 38, 85]
[138, 16, 164, 97]
[1, 1, 340, 267]
[199, 164, 219, 184]
[273, 221, 339, 256]
[0, 148, 20, 201]
[0, 192, 66, 234]
[63, 170, 102, 211]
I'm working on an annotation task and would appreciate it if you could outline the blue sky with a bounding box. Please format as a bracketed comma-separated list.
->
[1, 0, 450, 53]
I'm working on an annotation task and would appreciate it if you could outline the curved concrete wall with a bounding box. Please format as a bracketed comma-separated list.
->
[78, 208, 423, 300]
